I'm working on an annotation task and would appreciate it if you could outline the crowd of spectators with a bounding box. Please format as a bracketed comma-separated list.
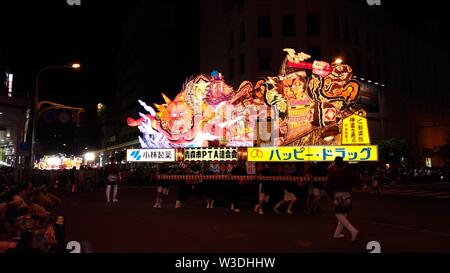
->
[0, 168, 65, 253]
[352, 163, 449, 186]
[0, 160, 447, 252]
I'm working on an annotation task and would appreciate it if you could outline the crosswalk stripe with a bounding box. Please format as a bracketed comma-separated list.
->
[397, 191, 433, 196]
[412, 192, 450, 197]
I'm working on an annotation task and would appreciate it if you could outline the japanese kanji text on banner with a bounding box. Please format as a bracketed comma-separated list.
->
[342, 113, 371, 145]
[184, 148, 238, 161]
[248, 146, 378, 162]
[126, 149, 176, 162]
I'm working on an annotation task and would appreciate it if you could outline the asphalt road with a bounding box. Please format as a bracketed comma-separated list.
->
[61, 183, 450, 253]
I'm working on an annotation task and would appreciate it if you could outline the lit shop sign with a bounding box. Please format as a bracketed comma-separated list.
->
[342, 113, 370, 145]
[184, 148, 238, 161]
[126, 149, 176, 162]
[6, 73, 13, 97]
[247, 146, 378, 162]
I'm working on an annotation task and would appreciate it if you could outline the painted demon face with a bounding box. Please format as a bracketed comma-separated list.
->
[281, 76, 307, 101]
[163, 101, 194, 135]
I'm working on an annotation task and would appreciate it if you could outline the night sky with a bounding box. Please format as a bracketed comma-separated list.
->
[2, 0, 448, 102]
[2, 0, 142, 105]
[1, 0, 145, 154]
[1, 0, 448, 155]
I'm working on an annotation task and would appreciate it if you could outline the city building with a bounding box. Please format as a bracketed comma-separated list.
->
[0, 69, 31, 180]
[115, 0, 199, 146]
[1, 20, 31, 175]
[199, 0, 450, 166]
[110, 0, 449, 167]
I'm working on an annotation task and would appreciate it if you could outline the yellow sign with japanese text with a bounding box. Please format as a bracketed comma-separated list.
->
[342, 114, 371, 145]
[247, 146, 378, 162]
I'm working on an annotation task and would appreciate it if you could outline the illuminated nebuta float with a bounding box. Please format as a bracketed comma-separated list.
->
[127, 49, 361, 148]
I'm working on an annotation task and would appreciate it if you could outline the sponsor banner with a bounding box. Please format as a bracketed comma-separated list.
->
[126, 149, 176, 162]
[342, 114, 371, 145]
[248, 145, 378, 162]
[184, 148, 238, 161]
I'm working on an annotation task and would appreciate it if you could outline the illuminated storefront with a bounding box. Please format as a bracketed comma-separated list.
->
[0, 91, 30, 174]
[35, 155, 83, 170]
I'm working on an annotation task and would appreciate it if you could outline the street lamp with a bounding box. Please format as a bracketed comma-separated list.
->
[30, 63, 81, 168]
[84, 152, 95, 161]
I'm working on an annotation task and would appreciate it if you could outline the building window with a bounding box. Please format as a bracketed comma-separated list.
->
[307, 46, 321, 60]
[282, 15, 296, 37]
[306, 13, 320, 36]
[333, 16, 340, 39]
[240, 22, 245, 43]
[258, 48, 272, 71]
[229, 58, 234, 79]
[240, 53, 246, 75]
[229, 29, 234, 49]
[258, 16, 271, 37]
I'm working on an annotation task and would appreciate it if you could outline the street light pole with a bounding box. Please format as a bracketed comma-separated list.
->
[30, 64, 81, 168]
